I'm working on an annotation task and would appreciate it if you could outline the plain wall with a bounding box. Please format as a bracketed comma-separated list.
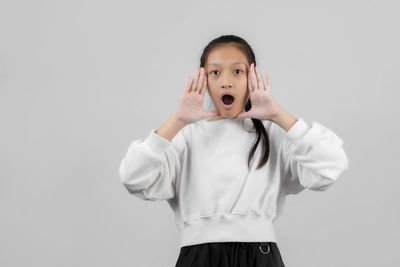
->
[1, 0, 399, 266]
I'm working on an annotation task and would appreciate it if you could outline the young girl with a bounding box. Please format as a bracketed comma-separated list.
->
[118, 35, 349, 267]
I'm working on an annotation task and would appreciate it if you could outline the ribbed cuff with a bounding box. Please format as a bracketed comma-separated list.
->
[142, 128, 172, 155]
[285, 118, 311, 141]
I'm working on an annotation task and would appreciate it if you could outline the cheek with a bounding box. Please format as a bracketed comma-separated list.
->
[239, 76, 248, 86]
[207, 81, 215, 93]
[239, 79, 249, 93]
[207, 86, 218, 99]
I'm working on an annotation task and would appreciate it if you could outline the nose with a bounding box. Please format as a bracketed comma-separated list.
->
[220, 74, 233, 89]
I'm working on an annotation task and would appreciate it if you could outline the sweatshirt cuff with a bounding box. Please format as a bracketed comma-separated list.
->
[142, 128, 172, 154]
[284, 118, 311, 141]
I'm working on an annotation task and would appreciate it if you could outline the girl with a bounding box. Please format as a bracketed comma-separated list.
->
[118, 35, 349, 267]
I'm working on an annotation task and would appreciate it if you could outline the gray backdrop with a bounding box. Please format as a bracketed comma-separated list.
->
[1, 0, 399, 266]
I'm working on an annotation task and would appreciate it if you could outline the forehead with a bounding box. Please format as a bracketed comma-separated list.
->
[206, 45, 249, 67]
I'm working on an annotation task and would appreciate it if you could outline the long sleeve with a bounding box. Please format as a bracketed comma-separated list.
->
[279, 118, 349, 195]
[118, 128, 186, 201]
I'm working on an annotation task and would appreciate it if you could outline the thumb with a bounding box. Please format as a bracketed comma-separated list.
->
[206, 109, 220, 118]
[234, 111, 250, 120]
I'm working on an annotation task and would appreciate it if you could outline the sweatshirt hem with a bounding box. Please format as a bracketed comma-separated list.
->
[177, 213, 277, 248]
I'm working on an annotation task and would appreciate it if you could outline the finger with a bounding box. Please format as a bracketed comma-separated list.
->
[233, 112, 242, 120]
[250, 63, 258, 91]
[189, 68, 200, 92]
[266, 72, 271, 89]
[185, 75, 192, 93]
[234, 111, 251, 120]
[261, 72, 268, 91]
[207, 109, 220, 117]
[255, 66, 265, 91]
[235, 113, 245, 120]
[196, 67, 205, 93]
[248, 64, 253, 92]
[200, 71, 208, 96]
[192, 68, 201, 92]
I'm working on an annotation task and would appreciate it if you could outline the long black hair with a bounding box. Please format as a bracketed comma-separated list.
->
[199, 34, 270, 170]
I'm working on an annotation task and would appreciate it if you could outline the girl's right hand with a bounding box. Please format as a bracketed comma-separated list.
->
[174, 67, 220, 125]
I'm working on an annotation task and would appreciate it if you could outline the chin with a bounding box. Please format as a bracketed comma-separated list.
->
[219, 112, 235, 119]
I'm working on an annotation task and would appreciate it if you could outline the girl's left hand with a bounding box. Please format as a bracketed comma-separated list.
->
[233, 63, 281, 121]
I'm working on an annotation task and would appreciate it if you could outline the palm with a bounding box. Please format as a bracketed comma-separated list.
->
[234, 63, 280, 121]
[175, 67, 220, 124]
[177, 91, 209, 122]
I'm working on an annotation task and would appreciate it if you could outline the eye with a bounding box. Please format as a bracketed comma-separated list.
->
[234, 69, 243, 74]
[210, 70, 219, 75]
[210, 69, 243, 75]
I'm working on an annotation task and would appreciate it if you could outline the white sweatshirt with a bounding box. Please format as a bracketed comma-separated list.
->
[118, 117, 349, 248]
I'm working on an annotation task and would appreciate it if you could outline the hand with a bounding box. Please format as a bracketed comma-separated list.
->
[233, 63, 281, 121]
[174, 67, 220, 125]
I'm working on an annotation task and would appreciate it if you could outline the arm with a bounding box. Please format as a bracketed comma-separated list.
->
[270, 105, 298, 133]
[155, 113, 188, 141]
[118, 114, 187, 201]
[272, 107, 349, 195]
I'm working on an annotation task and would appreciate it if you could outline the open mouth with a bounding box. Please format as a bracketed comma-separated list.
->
[221, 94, 235, 105]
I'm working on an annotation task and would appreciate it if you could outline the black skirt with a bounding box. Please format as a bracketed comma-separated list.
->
[175, 241, 286, 267]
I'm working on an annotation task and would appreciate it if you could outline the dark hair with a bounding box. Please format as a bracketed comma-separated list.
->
[199, 34, 270, 170]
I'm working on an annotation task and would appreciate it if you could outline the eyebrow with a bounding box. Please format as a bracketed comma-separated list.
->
[207, 61, 247, 67]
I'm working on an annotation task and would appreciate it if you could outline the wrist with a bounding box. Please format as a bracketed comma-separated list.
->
[172, 113, 189, 127]
[270, 106, 298, 132]
[269, 105, 284, 123]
